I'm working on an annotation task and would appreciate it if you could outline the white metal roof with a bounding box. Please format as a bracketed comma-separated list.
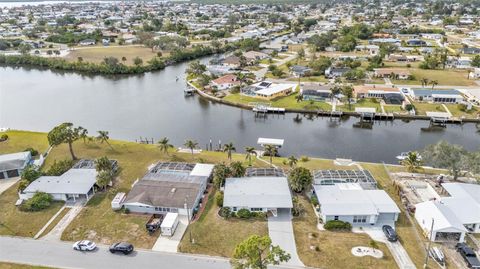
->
[440, 183, 480, 225]
[223, 177, 293, 209]
[23, 168, 97, 195]
[355, 107, 376, 113]
[257, 137, 284, 147]
[0, 151, 31, 171]
[189, 163, 214, 177]
[255, 83, 296, 96]
[415, 200, 468, 233]
[426, 112, 451, 118]
[161, 212, 179, 228]
[314, 184, 400, 216]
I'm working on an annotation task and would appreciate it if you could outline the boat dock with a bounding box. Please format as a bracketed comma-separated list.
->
[250, 102, 285, 117]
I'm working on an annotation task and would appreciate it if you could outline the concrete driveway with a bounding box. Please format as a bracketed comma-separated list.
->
[0, 177, 20, 195]
[267, 208, 304, 267]
[358, 227, 416, 269]
[152, 215, 188, 253]
[41, 203, 84, 241]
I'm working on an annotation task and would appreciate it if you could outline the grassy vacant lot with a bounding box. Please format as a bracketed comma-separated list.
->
[178, 190, 268, 257]
[65, 46, 163, 66]
[337, 98, 384, 112]
[0, 263, 54, 269]
[223, 92, 332, 111]
[394, 68, 474, 86]
[293, 196, 396, 269]
[0, 131, 50, 155]
[384, 105, 404, 113]
[412, 102, 446, 115]
[444, 104, 479, 118]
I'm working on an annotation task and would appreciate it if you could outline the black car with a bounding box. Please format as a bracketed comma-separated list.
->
[382, 225, 398, 242]
[109, 242, 134, 255]
[456, 243, 480, 269]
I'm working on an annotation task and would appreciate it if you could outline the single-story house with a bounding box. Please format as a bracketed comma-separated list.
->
[241, 81, 296, 100]
[355, 45, 380, 55]
[19, 159, 114, 202]
[123, 162, 214, 219]
[78, 39, 96, 46]
[406, 39, 427, 47]
[325, 67, 351, 78]
[461, 47, 480, 54]
[0, 151, 32, 179]
[223, 176, 293, 217]
[300, 85, 332, 101]
[313, 183, 400, 227]
[290, 65, 312, 77]
[222, 56, 241, 68]
[210, 74, 240, 90]
[353, 85, 401, 99]
[441, 183, 480, 233]
[411, 89, 464, 103]
[373, 68, 411, 80]
[243, 50, 269, 61]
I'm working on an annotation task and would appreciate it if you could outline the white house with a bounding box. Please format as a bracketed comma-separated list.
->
[223, 176, 293, 217]
[313, 183, 400, 227]
[0, 151, 32, 179]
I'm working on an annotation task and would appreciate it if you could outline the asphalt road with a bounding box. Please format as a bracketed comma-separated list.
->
[0, 236, 230, 269]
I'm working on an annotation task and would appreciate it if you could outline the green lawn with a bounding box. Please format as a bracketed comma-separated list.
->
[178, 190, 268, 257]
[411, 102, 446, 115]
[444, 104, 479, 118]
[223, 92, 332, 111]
[0, 130, 50, 155]
[337, 99, 382, 112]
[0, 263, 54, 269]
[384, 105, 404, 113]
[394, 68, 474, 86]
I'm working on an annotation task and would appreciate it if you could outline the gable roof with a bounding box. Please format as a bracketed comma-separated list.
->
[223, 177, 293, 209]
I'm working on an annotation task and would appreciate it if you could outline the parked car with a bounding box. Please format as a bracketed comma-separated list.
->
[456, 243, 480, 268]
[382, 225, 398, 242]
[72, 240, 97, 251]
[109, 242, 134, 255]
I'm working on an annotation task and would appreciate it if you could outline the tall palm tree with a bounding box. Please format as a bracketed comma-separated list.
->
[400, 151, 423, 172]
[245, 146, 257, 166]
[264, 145, 278, 165]
[287, 155, 298, 168]
[295, 94, 303, 103]
[421, 78, 429, 88]
[330, 85, 341, 102]
[184, 140, 198, 156]
[79, 128, 89, 144]
[97, 131, 112, 149]
[158, 137, 173, 155]
[223, 142, 236, 161]
[430, 80, 438, 90]
[341, 85, 354, 110]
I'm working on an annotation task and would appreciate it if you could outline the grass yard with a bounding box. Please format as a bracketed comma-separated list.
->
[383, 105, 405, 113]
[444, 104, 479, 118]
[0, 263, 54, 269]
[65, 46, 164, 66]
[287, 76, 329, 83]
[395, 68, 474, 86]
[292, 196, 396, 269]
[337, 98, 382, 112]
[0, 182, 64, 237]
[411, 102, 447, 116]
[223, 92, 332, 111]
[0, 130, 50, 155]
[178, 190, 268, 257]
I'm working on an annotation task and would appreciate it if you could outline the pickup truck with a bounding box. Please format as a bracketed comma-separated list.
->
[146, 214, 164, 234]
[456, 243, 480, 269]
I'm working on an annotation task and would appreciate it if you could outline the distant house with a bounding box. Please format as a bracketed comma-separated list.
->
[210, 74, 240, 90]
[290, 65, 312, 77]
[222, 55, 241, 68]
[243, 50, 269, 62]
[461, 47, 480, 54]
[300, 85, 332, 101]
[122, 162, 214, 219]
[353, 85, 401, 99]
[355, 45, 380, 55]
[78, 39, 96, 46]
[223, 175, 293, 217]
[411, 89, 464, 103]
[373, 68, 411, 80]
[313, 183, 400, 227]
[406, 39, 427, 47]
[0, 151, 32, 179]
[325, 67, 351, 78]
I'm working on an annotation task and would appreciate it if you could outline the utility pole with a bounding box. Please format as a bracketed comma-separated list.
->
[423, 218, 435, 269]
[185, 195, 193, 244]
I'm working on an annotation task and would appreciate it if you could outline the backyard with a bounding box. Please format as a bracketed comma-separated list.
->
[223, 92, 332, 111]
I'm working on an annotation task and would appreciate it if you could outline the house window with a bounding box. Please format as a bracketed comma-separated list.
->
[353, 216, 368, 223]
[334, 216, 339, 220]
[251, 208, 263, 212]
[233, 207, 237, 212]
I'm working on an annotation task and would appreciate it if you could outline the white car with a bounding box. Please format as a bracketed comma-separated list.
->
[73, 240, 97, 251]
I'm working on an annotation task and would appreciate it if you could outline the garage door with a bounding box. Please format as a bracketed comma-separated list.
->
[6, 170, 19, 178]
[0, 172, 4, 179]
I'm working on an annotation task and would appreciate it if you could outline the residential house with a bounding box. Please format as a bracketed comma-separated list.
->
[300, 85, 332, 101]
[290, 65, 312, 77]
[411, 89, 464, 103]
[461, 47, 480, 55]
[241, 81, 296, 100]
[406, 39, 427, 47]
[243, 50, 269, 62]
[0, 151, 32, 179]
[78, 39, 96, 46]
[210, 74, 240, 90]
[373, 68, 411, 80]
[325, 67, 351, 78]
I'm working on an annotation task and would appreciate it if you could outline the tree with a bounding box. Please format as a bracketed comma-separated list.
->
[341, 85, 354, 110]
[184, 140, 198, 156]
[421, 78, 429, 88]
[245, 146, 257, 166]
[47, 123, 86, 160]
[186, 60, 206, 76]
[400, 151, 423, 172]
[21, 192, 53, 211]
[79, 128, 89, 144]
[430, 80, 438, 89]
[96, 130, 112, 149]
[21, 165, 42, 182]
[288, 167, 313, 193]
[297, 47, 305, 59]
[223, 142, 236, 161]
[213, 163, 231, 188]
[158, 137, 173, 155]
[96, 170, 112, 191]
[287, 156, 298, 168]
[230, 161, 245, 177]
[231, 235, 290, 269]
[295, 94, 303, 103]
[472, 55, 480, 68]
[18, 43, 32, 55]
[422, 141, 468, 180]
[95, 156, 116, 191]
[263, 145, 277, 165]
[133, 57, 143, 66]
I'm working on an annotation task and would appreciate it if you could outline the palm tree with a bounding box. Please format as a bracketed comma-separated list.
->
[400, 151, 423, 172]
[295, 94, 303, 103]
[158, 137, 173, 155]
[287, 155, 298, 168]
[245, 146, 257, 166]
[79, 128, 89, 144]
[97, 131, 112, 149]
[330, 85, 341, 103]
[421, 78, 429, 88]
[341, 85, 354, 110]
[430, 80, 438, 90]
[184, 140, 198, 156]
[223, 142, 236, 161]
[264, 145, 278, 165]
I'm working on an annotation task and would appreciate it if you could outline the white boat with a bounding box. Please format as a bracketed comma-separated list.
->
[429, 247, 445, 268]
[396, 152, 422, 161]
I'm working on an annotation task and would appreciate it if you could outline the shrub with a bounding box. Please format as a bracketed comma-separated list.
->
[45, 159, 74, 176]
[0, 134, 8, 142]
[21, 192, 53, 211]
[21, 165, 42, 182]
[215, 191, 224, 207]
[324, 220, 352, 231]
[310, 195, 319, 207]
[18, 179, 30, 192]
[300, 156, 309, 162]
[236, 208, 252, 219]
[24, 147, 39, 157]
[405, 104, 415, 111]
[288, 167, 313, 193]
[123, 208, 130, 214]
[457, 103, 468, 112]
[219, 207, 232, 219]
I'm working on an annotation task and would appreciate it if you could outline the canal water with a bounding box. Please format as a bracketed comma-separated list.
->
[1, 59, 479, 163]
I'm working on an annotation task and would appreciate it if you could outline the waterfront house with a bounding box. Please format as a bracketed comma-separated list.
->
[0, 151, 32, 179]
[243, 50, 269, 62]
[411, 89, 464, 103]
[122, 162, 213, 219]
[210, 74, 240, 90]
[242, 81, 296, 100]
[300, 85, 332, 101]
[353, 85, 401, 99]
[222, 56, 241, 68]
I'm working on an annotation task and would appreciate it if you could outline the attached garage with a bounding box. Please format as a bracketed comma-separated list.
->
[0, 151, 32, 179]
